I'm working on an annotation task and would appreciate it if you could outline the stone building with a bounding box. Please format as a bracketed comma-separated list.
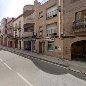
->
[0, 0, 86, 60]
[23, 5, 35, 52]
[35, 0, 86, 60]
[63, 0, 86, 60]
[34, 0, 64, 58]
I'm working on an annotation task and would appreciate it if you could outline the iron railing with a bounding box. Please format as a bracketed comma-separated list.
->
[72, 18, 86, 29]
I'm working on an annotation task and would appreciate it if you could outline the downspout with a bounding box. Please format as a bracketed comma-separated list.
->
[59, 0, 61, 38]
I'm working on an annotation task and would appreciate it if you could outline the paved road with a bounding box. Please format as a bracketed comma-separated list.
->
[0, 50, 86, 86]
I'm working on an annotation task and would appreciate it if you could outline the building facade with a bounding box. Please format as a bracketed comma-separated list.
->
[63, 0, 86, 60]
[0, 0, 86, 60]
[23, 5, 35, 52]
[35, 0, 86, 60]
[35, 0, 64, 58]
[0, 28, 3, 45]
[0, 18, 7, 46]
[13, 14, 24, 49]
[7, 18, 15, 48]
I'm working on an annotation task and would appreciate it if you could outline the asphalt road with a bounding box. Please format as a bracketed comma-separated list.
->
[0, 50, 86, 86]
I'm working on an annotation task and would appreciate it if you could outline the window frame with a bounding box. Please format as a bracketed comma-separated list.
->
[48, 41, 54, 51]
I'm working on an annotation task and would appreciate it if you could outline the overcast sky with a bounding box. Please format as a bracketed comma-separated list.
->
[0, 0, 47, 21]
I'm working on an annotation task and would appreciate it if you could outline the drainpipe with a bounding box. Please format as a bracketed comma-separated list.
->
[59, 0, 61, 38]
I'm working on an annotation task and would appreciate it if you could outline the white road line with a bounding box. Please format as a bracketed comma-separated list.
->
[16, 72, 33, 86]
[0, 58, 33, 86]
[3, 62, 13, 71]
[0, 58, 3, 62]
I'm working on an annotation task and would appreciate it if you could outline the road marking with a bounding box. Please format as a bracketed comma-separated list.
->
[16, 72, 33, 86]
[0, 58, 13, 71]
[0, 58, 3, 62]
[3, 62, 13, 71]
[0, 58, 33, 86]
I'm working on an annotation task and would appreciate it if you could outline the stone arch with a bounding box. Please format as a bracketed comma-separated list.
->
[63, 37, 86, 60]
[70, 38, 86, 60]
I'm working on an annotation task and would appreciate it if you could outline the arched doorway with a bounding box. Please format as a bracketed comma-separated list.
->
[71, 40, 86, 61]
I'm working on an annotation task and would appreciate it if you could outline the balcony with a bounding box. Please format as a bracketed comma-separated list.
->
[24, 17, 35, 24]
[72, 19, 86, 33]
[14, 25, 21, 31]
[7, 25, 13, 29]
[23, 10, 35, 24]
[14, 35, 21, 40]
[7, 33, 14, 38]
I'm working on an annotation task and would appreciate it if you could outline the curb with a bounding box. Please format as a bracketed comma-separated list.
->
[1, 47, 86, 75]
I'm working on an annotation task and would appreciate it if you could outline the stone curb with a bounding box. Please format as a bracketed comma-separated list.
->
[1, 47, 86, 75]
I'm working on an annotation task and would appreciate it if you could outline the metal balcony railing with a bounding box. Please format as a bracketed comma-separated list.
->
[72, 18, 86, 29]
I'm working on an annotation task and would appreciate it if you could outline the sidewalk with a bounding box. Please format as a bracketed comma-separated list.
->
[0, 46, 86, 74]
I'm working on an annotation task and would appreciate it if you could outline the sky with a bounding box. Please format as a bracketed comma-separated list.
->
[0, 0, 47, 21]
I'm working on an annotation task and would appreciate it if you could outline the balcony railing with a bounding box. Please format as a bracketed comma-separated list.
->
[72, 19, 86, 30]
[14, 35, 21, 39]
[14, 25, 21, 30]
[7, 34, 14, 38]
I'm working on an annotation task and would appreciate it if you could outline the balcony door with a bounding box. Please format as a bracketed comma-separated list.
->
[75, 12, 83, 21]
[75, 10, 86, 21]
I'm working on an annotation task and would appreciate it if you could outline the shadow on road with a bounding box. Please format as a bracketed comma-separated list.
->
[1, 49, 86, 81]
[26, 56, 86, 81]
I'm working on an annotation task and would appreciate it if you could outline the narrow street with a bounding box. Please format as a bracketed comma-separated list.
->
[0, 50, 86, 86]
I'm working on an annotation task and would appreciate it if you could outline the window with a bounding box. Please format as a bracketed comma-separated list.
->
[75, 12, 82, 21]
[15, 23, 17, 28]
[39, 31, 43, 37]
[47, 5, 58, 19]
[48, 41, 54, 51]
[15, 31, 17, 37]
[39, 26, 43, 37]
[24, 26, 34, 32]
[19, 30, 21, 37]
[47, 23, 57, 37]
[19, 21, 21, 28]
[39, 11, 43, 18]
